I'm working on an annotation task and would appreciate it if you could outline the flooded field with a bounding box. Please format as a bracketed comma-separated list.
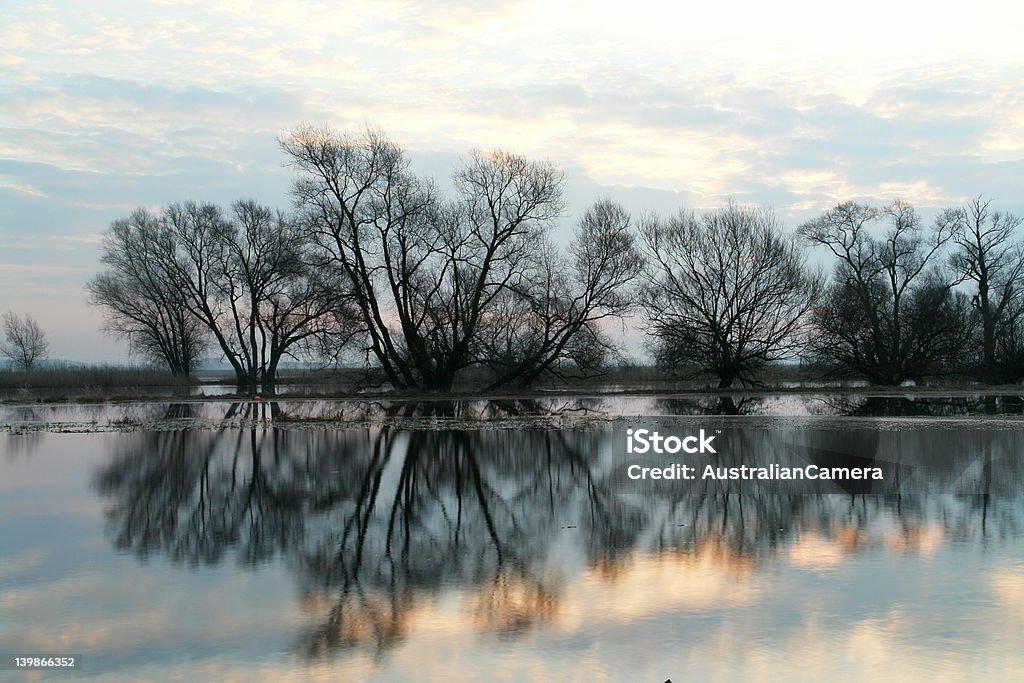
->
[6, 392, 1024, 434]
[2, 396, 1024, 680]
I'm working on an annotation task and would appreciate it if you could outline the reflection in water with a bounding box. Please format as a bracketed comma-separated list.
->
[657, 393, 1024, 417]
[657, 395, 754, 415]
[2, 388, 1024, 682]
[820, 394, 1024, 417]
[92, 420, 1024, 669]
[94, 425, 635, 657]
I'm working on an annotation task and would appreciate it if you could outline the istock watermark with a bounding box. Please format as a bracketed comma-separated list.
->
[608, 418, 1019, 496]
[608, 419, 921, 495]
[625, 427, 717, 454]
[624, 425, 883, 482]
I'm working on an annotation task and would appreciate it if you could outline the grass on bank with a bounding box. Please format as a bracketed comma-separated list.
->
[0, 366, 197, 403]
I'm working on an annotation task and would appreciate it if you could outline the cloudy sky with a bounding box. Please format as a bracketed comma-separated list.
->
[2, 0, 1023, 362]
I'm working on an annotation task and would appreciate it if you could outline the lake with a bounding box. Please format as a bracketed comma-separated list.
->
[2, 396, 1024, 681]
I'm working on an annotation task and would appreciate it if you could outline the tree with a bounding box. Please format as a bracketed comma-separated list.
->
[942, 196, 1024, 382]
[281, 125, 637, 391]
[1, 311, 49, 370]
[159, 200, 357, 393]
[87, 208, 207, 375]
[799, 200, 970, 384]
[639, 202, 822, 388]
[93, 201, 357, 393]
[475, 199, 644, 388]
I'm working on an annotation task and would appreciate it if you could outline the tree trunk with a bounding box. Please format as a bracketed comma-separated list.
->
[262, 357, 279, 395]
[236, 370, 258, 395]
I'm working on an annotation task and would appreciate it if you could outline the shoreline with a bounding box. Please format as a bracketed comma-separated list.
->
[3, 382, 1024, 407]
[6, 389, 1024, 435]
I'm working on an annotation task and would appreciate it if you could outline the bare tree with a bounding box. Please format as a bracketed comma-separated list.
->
[87, 208, 207, 375]
[475, 199, 644, 388]
[158, 199, 357, 393]
[93, 201, 357, 393]
[640, 202, 822, 388]
[942, 196, 1024, 382]
[799, 200, 970, 384]
[281, 126, 634, 391]
[1, 311, 49, 370]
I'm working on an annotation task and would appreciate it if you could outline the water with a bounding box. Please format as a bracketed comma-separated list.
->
[6, 392, 1024, 433]
[2, 399, 1024, 680]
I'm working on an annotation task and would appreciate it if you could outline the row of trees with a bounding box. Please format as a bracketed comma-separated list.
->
[802, 198, 1024, 385]
[87, 126, 1024, 391]
[644, 196, 1024, 387]
[89, 127, 642, 392]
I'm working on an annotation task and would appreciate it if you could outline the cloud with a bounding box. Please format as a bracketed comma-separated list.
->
[0, 1, 1022, 360]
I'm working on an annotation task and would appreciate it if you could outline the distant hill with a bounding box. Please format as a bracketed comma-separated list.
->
[0, 358, 90, 369]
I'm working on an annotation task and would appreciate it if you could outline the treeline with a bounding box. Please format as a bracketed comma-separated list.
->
[86, 126, 1024, 392]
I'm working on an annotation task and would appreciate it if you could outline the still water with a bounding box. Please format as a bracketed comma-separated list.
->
[2, 399, 1024, 681]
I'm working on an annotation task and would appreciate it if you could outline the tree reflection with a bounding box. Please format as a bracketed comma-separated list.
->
[92, 411, 1024, 661]
[657, 396, 759, 415]
[821, 394, 1024, 416]
[94, 405, 643, 658]
[654, 393, 1024, 417]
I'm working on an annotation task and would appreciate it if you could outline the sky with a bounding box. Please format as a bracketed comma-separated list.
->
[1, 0, 1023, 362]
